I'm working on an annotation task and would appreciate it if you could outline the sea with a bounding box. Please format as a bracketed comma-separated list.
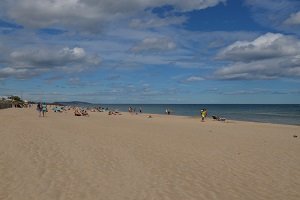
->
[63, 103, 300, 126]
[59, 102, 300, 126]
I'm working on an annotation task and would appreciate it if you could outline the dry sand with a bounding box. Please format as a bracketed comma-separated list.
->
[0, 107, 299, 200]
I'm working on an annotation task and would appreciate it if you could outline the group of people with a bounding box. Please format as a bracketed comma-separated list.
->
[35, 103, 217, 122]
[128, 107, 142, 114]
[36, 103, 91, 117]
[74, 108, 89, 116]
[165, 108, 171, 115]
[37, 102, 47, 117]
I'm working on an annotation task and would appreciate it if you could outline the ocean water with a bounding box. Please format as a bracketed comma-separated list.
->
[64, 103, 300, 126]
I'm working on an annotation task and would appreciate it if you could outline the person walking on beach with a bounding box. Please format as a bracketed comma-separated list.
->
[201, 109, 207, 122]
[42, 103, 47, 117]
[37, 102, 42, 117]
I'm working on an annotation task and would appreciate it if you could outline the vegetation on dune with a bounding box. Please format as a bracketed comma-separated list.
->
[0, 95, 26, 109]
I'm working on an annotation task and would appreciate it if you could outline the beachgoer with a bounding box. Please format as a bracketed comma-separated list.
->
[81, 109, 89, 117]
[74, 108, 81, 116]
[201, 109, 207, 122]
[42, 103, 47, 117]
[139, 107, 142, 113]
[166, 108, 171, 115]
[37, 102, 42, 117]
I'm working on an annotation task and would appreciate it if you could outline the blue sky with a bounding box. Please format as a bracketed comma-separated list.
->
[0, 0, 300, 103]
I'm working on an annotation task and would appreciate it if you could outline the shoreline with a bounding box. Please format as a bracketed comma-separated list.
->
[123, 111, 300, 128]
[5, 105, 300, 127]
[76, 104, 300, 126]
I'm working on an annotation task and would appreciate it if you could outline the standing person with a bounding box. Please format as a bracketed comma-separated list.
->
[42, 103, 47, 117]
[37, 102, 42, 117]
[201, 109, 205, 121]
[139, 107, 142, 113]
[166, 108, 170, 115]
[201, 109, 207, 122]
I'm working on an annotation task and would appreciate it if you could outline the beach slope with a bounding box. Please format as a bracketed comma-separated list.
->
[0, 108, 299, 200]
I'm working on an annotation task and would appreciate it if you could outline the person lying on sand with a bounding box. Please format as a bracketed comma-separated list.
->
[81, 109, 89, 117]
[74, 109, 82, 116]
[212, 115, 226, 121]
[108, 110, 122, 115]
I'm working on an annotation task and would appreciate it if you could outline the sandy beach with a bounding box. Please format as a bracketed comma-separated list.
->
[0, 107, 299, 200]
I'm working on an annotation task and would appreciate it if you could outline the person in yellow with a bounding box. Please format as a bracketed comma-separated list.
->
[201, 109, 207, 122]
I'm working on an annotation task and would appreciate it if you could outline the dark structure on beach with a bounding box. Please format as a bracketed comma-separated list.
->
[0, 95, 25, 109]
[0, 102, 12, 109]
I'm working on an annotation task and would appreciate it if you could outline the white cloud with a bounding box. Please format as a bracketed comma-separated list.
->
[185, 76, 205, 82]
[131, 37, 176, 53]
[0, 47, 100, 79]
[10, 47, 99, 68]
[63, 47, 86, 58]
[0, 0, 225, 32]
[0, 67, 38, 79]
[87, 29, 260, 70]
[129, 15, 188, 29]
[284, 11, 300, 25]
[217, 33, 300, 62]
[214, 33, 300, 80]
[216, 88, 294, 95]
[215, 58, 300, 80]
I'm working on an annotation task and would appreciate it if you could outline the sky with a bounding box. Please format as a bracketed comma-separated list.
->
[0, 0, 300, 104]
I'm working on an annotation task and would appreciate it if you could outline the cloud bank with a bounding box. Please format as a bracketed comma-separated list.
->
[284, 11, 300, 25]
[215, 33, 300, 80]
[1, 0, 226, 32]
[0, 47, 100, 79]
